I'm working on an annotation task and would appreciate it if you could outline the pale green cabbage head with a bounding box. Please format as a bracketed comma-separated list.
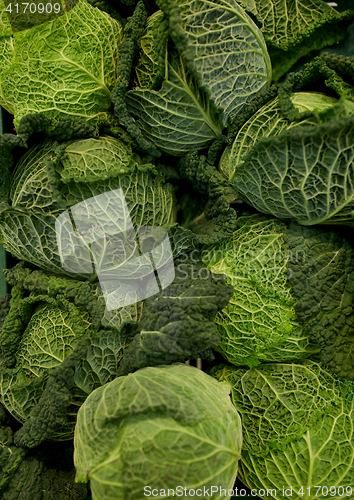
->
[214, 361, 354, 500]
[203, 214, 312, 367]
[0, 0, 122, 127]
[74, 364, 242, 500]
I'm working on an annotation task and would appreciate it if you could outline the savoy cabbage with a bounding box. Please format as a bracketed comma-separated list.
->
[219, 91, 345, 182]
[0, 250, 232, 448]
[120, 0, 271, 155]
[217, 55, 354, 227]
[0, 135, 175, 277]
[214, 361, 354, 500]
[204, 213, 354, 380]
[234, 0, 354, 81]
[1, 1, 354, 498]
[203, 214, 314, 367]
[0, 0, 122, 127]
[74, 364, 242, 500]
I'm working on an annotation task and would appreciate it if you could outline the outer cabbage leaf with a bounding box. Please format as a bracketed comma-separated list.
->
[59, 136, 138, 184]
[0, 0, 122, 127]
[214, 361, 354, 500]
[220, 92, 340, 182]
[0, 268, 133, 443]
[127, 56, 223, 155]
[235, 0, 354, 81]
[204, 215, 312, 367]
[0, 296, 91, 438]
[117, 256, 233, 375]
[0, 294, 10, 330]
[234, 116, 354, 226]
[74, 364, 242, 500]
[135, 10, 164, 90]
[16, 303, 90, 378]
[284, 223, 354, 381]
[4, 263, 142, 330]
[0, 412, 88, 500]
[13, 325, 132, 447]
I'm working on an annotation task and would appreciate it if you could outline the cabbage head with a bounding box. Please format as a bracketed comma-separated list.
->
[214, 361, 354, 500]
[0, 0, 122, 127]
[203, 214, 313, 368]
[222, 91, 354, 227]
[74, 364, 242, 500]
[204, 213, 354, 380]
[0, 297, 91, 440]
[0, 135, 174, 278]
[124, 2, 271, 156]
[0, 279, 131, 442]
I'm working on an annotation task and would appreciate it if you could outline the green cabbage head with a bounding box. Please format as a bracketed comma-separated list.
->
[0, 285, 130, 442]
[0, 135, 174, 278]
[204, 213, 354, 379]
[203, 214, 313, 368]
[74, 364, 242, 500]
[0, 0, 122, 127]
[221, 92, 354, 226]
[214, 361, 354, 500]
[125, 2, 271, 156]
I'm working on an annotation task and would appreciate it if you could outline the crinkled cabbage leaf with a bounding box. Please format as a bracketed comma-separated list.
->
[204, 214, 313, 367]
[0, 136, 174, 277]
[235, 0, 354, 80]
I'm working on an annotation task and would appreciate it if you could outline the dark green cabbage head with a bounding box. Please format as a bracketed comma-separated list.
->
[125, 2, 271, 156]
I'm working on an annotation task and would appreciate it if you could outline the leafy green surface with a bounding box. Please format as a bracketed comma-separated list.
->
[215, 361, 354, 500]
[204, 215, 312, 367]
[0, 268, 132, 443]
[16, 303, 90, 378]
[0, 137, 174, 277]
[0, 0, 122, 127]
[163, 0, 271, 126]
[236, 0, 350, 50]
[127, 57, 223, 155]
[74, 364, 242, 500]
[176, 151, 239, 244]
[117, 256, 233, 375]
[284, 223, 354, 380]
[127, 0, 271, 155]
[0, 295, 90, 437]
[135, 10, 164, 89]
[222, 92, 339, 182]
[234, 116, 354, 226]
[235, 0, 354, 80]
[0, 414, 88, 500]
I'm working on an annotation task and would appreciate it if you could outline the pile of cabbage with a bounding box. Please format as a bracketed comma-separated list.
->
[0, 0, 354, 499]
